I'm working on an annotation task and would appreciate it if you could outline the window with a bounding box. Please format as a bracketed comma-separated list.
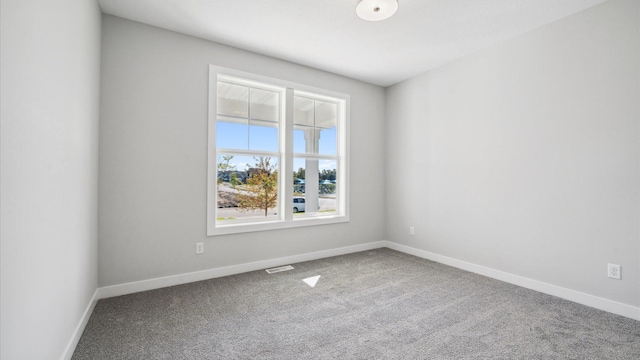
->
[208, 66, 349, 235]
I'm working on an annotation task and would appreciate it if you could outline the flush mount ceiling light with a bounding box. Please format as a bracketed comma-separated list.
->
[356, 0, 398, 22]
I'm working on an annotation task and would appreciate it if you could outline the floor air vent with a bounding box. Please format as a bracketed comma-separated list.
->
[265, 265, 294, 274]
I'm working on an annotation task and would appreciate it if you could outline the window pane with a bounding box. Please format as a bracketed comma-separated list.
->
[250, 88, 279, 122]
[294, 97, 338, 155]
[249, 120, 278, 152]
[216, 120, 248, 150]
[294, 96, 314, 126]
[292, 157, 337, 216]
[317, 127, 337, 155]
[294, 127, 311, 154]
[217, 82, 280, 152]
[293, 157, 306, 195]
[293, 157, 314, 215]
[318, 159, 337, 214]
[316, 101, 337, 155]
[217, 155, 280, 223]
[315, 101, 337, 127]
[217, 82, 248, 118]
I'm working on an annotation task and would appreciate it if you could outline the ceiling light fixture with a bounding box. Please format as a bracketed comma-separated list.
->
[356, 0, 398, 22]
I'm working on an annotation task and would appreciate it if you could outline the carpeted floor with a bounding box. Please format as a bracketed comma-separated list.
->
[72, 248, 640, 359]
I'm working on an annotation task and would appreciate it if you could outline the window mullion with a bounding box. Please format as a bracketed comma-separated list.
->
[283, 88, 294, 222]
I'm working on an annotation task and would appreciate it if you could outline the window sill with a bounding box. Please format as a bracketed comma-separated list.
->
[208, 215, 349, 236]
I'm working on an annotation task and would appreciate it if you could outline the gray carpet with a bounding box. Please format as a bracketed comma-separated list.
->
[72, 248, 640, 359]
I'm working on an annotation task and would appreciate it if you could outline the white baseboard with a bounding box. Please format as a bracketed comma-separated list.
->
[384, 241, 640, 321]
[96, 241, 386, 299]
[60, 289, 98, 360]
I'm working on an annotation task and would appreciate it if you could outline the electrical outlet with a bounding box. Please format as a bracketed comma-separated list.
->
[409, 226, 415, 236]
[607, 263, 621, 280]
[196, 242, 204, 255]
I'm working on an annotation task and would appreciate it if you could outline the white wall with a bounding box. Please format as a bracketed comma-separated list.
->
[0, 0, 101, 359]
[98, 16, 386, 287]
[386, 0, 639, 307]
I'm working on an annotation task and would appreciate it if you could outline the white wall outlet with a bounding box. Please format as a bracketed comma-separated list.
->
[607, 263, 621, 280]
[196, 242, 204, 254]
[409, 226, 415, 236]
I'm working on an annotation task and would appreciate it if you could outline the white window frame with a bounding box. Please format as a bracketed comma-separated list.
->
[207, 66, 350, 236]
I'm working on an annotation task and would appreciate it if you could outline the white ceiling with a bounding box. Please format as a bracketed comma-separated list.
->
[98, 0, 608, 87]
